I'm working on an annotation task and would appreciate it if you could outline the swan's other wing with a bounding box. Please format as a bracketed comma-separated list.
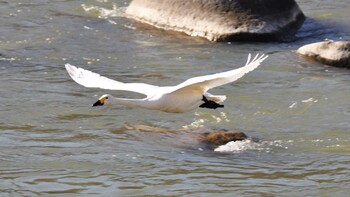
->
[65, 64, 158, 96]
[167, 53, 268, 95]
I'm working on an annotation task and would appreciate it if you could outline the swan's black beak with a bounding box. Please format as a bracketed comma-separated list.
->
[92, 99, 104, 107]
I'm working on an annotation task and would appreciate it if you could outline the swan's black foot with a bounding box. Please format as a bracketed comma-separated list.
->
[199, 96, 224, 109]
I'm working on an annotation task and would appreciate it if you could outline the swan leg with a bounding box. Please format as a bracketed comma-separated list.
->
[199, 96, 224, 109]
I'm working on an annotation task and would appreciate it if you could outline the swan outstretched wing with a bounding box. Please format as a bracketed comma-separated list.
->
[65, 53, 267, 97]
[168, 53, 268, 94]
[65, 64, 158, 96]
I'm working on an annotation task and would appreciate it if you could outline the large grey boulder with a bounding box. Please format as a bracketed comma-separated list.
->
[297, 41, 350, 68]
[125, 0, 305, 42]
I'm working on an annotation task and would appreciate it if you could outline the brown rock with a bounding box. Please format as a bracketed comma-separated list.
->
[125, 0, 305, 42]
[199, 130, 248, 147]
[297, 41, 350, 68]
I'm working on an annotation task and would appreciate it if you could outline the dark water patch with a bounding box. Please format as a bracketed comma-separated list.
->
[57, 113, 102, 121]
[43, 188, 86, 194]
[294, 17, 350, 44]
[0, 123, 36, 132]
[21, 133, 104, 144]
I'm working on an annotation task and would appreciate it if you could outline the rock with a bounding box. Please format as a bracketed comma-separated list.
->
[125, 0, 305, 42]
[198, 129, 248, 149]
[297, 41, 350, 68]
[120, 124, 252, 151]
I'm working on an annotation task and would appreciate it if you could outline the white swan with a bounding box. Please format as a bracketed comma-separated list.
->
[65, 53, 268, 113]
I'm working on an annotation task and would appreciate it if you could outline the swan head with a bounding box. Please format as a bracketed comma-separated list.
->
[92, 94, 111, 107]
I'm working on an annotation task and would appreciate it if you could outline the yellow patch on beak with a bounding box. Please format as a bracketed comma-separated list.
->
[92, 96, 106, 107]
[99, 97, 106, 104]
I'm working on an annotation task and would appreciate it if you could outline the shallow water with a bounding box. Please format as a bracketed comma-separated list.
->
[0, 0, 350, 196]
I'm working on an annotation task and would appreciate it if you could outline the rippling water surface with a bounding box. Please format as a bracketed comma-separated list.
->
[1, 0, 350, 196]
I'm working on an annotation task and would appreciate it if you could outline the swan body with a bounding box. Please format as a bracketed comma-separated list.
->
[65, 53, 268, 113]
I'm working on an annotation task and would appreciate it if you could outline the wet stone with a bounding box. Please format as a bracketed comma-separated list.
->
[125, 0, 305, 42]
[198, 129, 248, 150]
[297, 40, 350, 68]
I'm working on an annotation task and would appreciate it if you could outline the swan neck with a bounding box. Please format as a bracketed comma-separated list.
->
[109, 97, 148, 108]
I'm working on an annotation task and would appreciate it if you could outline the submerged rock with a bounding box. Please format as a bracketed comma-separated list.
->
[297, 41, 350, 68]
[125, 0, 305, 42]
[198, 129, 248, 149]
[121, 123, 254, 151]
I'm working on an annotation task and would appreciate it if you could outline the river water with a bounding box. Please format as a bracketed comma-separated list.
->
[0, 0, 349, 196]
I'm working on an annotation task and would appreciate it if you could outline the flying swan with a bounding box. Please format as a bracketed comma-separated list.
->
[65, 53, 268, 113]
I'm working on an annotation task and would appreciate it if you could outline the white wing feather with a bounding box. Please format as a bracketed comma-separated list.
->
[65, 64, 159, 96]
[167, 53, 268, 94]
[65, 53, 267, 98]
